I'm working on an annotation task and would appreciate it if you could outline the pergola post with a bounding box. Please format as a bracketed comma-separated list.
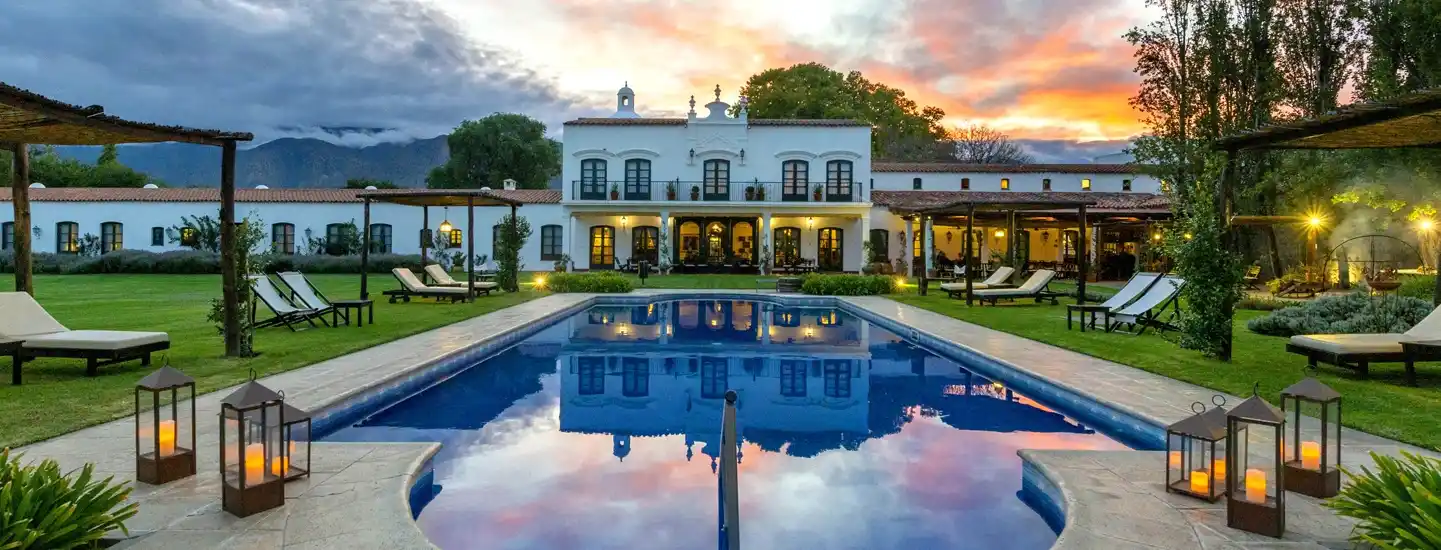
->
[1007, 210, 1018, 283]
[9, 143, 32, 295]
[508, 204, 518, 292]
[1219, 150, 1239, 361]
[360, 198, 371, 299]
[1077, 204, 1088, 305]
[964, 205, 976, 306]
[421, 206, 429, 283]
[466, 196, 475, 303]
[219, 140, 240, 357]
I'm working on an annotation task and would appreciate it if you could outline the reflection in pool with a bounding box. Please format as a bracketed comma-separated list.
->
[325, 300, 1128, 549]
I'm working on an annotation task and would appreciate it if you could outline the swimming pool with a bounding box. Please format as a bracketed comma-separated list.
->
[325, 299, 1130, 549]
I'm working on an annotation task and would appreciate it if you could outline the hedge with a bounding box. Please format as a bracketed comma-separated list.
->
[543, 271, 634, 293]
[0, 250, 423, 275]
[800, 274, 897, 296]
[1246, 292, 1433, 337]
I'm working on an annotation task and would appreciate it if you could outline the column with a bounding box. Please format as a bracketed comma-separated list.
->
[924, 217, 934, 274]
[660, 210, 671, 272]
[905, 217, 916, 276]
[569, 214, 580, 271]
[860, 213, 871, 266]
[761, 210, 772, 274]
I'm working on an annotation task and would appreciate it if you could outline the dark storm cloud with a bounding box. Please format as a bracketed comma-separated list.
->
[0, 0, 581, 145]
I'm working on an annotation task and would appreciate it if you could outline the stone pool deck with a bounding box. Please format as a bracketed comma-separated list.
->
[12, 290, 1435, 549]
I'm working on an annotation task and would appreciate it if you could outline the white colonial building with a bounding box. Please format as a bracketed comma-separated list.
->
[0, 84, 1169, 280]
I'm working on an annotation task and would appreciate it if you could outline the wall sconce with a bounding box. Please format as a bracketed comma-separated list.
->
[739, 149, 746, 163]
[806, 217, 815, 228]
[620, 216, 629, 229]
[1041, 231, 1051, 243]
[689, 148, 696, 163]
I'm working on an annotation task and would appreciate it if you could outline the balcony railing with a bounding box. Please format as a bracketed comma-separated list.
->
[569, 180, 865, 203]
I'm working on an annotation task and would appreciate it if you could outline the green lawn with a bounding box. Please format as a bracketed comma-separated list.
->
[888, 288, 1441, 451]
[0, 275, 542, 448]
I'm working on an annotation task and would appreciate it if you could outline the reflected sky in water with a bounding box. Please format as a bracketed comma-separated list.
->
[326, 300, 1128, 550]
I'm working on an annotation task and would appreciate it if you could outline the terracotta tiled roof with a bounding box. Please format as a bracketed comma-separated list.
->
[872, 190, 1170, 212]
[0, 187, 562, 204]
[564, 117, 869, 127]
[872, 162, 1144, 174]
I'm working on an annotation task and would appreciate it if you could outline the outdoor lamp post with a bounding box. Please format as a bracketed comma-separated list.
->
[1226, 384, 1286, 538]
[219, 372, 287, 517]
[1280, 374, 1342, 498]
[1165, 396, 1228, 502]
[135, 363, 196, 485]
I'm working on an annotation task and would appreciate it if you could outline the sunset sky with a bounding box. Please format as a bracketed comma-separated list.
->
[0, 0, 1154, 152]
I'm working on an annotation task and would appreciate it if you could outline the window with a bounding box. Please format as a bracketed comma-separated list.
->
[780, 360, 807, 397]
[703, 159, 730, 200]
[624, 159, 651, 200]
[961, 177, 970, 190]
[1, 222, 13, 251]
[912, 177, 923, 190]
[540, 225, 563, 261]
[369, 223, 393, 254]
[824, 360, 852, 398]
[818, 227, 843, 271]
[578, 357, 605, 395]
[868, 229, 889, 263]
[774, 227, 800, 266]
[271, 223, 295, 254]
[622, 358, 649, 397]
[825, 160, 853, 200]
[701, 357, 727, 399]
[580, 159, 607, 199]
[325, 223, 352, 256]
[590, 226, 615, 269]
[56, 222, 78, 254]
[1042, 178, 1052, 191]
[781, 160, 809, 201]
[1000, 178, 1010, 190]
[1123, 179, 1132, 191]
[150, 227, 164, 247]
[1081, 178, 1092, 190]
[100, 222, 122, 253]
[632, 226, 659, 266]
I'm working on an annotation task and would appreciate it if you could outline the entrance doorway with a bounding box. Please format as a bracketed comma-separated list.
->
[672, 217, 759, 272]
[590, 226, 615, 270]
[818, 227, 843, 271]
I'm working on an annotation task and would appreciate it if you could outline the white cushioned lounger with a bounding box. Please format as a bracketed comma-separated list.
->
[940, 266, 1015, 291]
[423, 264, 500, 291]
[973, 269, 1056, 298]
[394, 268, 467, 295]
[1289, 303, 1441, 356]
[0, 292, 168, 351]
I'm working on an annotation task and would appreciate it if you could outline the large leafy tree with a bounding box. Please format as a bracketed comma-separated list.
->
[427, 114, 560, 190]
[735, 63, 949, 160]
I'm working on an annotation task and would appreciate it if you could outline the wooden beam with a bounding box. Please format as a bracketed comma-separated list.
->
[964, 205, 975, 306]
[1078, 204, 1088, 305]
[220, 141, 240, 357]
[0, 94, 236, 146]
[10, 143, 32, 295]
[466, 196, 475, 303]
[420, 206, 429, 283]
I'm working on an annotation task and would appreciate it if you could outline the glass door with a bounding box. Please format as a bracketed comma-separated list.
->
[818, 227, 843, 271]
[590, 226, 615, 269]
[632, 226, 658, 266]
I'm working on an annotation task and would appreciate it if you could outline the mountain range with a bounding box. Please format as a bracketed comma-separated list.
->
[55, 137, 1130, 189]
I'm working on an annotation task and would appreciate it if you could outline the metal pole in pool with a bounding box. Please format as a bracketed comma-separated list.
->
[719, 390, 740, 550]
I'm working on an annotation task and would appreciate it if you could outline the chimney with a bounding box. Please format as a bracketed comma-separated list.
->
[503, 178, 517, 191]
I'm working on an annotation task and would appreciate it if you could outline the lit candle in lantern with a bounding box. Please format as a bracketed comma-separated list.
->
[1212, 458, 1226, 480]
[271, 441, 297, 477]
[1190, 469, 1210, 493]
[157, 419, 176, 457]
[1168, 451, 1182, 469]
[244, 443, 265, 486]
[1301, 441, 1321, 470]
[1244, 469, 1267, 503]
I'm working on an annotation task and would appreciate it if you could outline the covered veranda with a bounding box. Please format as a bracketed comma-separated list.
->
[355, 189, 524, 300]
[0, 82, 254, 356]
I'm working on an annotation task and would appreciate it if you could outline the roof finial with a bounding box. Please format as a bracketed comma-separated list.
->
[714, 84, 721, 101]
[624, 80, 628, 87]
[689, 95, 696, 114]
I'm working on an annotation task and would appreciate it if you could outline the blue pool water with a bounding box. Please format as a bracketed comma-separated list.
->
[325, 300, 1128, 549]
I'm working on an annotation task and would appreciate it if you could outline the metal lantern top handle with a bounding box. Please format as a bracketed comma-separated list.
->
[1251, 382, 1261, 396]
[1303, 364, 1319, 377]
[1191, 401, 1207, 414]
[1213, 394, 1226, 408]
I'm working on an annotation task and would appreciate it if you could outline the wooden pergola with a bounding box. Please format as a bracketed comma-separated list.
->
[0, 83, 253, 356]
[355, 189, 523, 301]
[1214, 87, 1441, 359]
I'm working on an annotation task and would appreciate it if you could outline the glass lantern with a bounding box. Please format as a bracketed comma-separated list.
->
[1281, 376, 1342, 498]
[219, 374, 287, 517]
[270, 394, 312, 482]
[134, 364, 196, 485]
[1164, 397, 1228, 502]
[1226, 386, 1286, 538]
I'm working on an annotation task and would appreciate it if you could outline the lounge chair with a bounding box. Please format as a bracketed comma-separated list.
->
[0, 292, 169, 378]
[1243, 264, 1262, 290]
[1288, 304, 1441, 384]
[1066, 272, 1162, 331]
[1106, 275, 1185, 334]
[939, 266, 1016, 298]
[384, 268, 468, 304]
[249, 275, 326, 331]
[973, 269, 1061, 305]
[276, 271, 337, 317]
[423, 264, 499, 295]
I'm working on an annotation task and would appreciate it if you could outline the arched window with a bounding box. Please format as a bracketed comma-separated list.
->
[825, 160, 853, 201]
[912, 177, 923, 190]
[56, 222, 79, 255]
[868, 229, 889, 263]
[774, 227, 800, 266]
[1123, 179, 1133, 191]
[589, 226, 615, 269]
[781, 160, 808, 201]
[369, 223, 393, 254]
[100, 222, 123, 253]
[150, 227, 165, 247]
[540, 224, 563, 261]
[961, 177, 970, 190]
[703, 159, 730, 200]
[624, 159, 652, 200]
[271, 223, 295, 255]
[818, 227, 843, 271]
[2, 222, 14, 251]
[632, 226, 658, 266]
[1042, 178, 1052, 191]
[580, 159, 607, 199]
[325, 223, 353, 256]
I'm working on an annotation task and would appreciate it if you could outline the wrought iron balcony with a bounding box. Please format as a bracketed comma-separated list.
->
[568, 180, 865, 203]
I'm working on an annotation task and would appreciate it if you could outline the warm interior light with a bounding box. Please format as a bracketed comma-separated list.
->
[1183, 233, 1193, 240]
[994, 229, 1005, 238]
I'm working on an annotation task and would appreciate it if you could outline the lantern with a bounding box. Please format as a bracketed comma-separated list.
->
[219, 373, 287, 517]
[1226, 385, 1286, 538]
[269, 393, 312, 482]
[419, 228, 433, 248]
[1280, 375, 1342, 498]
[1164, 397, 1228, 502]
[438, 206, 454, 235]
[134, 364, 196, 485]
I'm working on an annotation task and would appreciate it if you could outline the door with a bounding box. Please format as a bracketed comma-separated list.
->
[589, 226, 615, 269]
[632, 226, 658, 266]
[818, 227, 843, 271]
[703, 160, 730, 201]
[580, 159, 607, 200]
[825, 160, 854, 202]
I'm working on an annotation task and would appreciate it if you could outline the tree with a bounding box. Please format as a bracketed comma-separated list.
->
[96, 144, 118, 166]
[1275, 0, 1362, 118]
[345, 178, 400, 189]
[427, 114, 559, 190]
[948, 124, 1034, 164]
[735, 63, 950, 160]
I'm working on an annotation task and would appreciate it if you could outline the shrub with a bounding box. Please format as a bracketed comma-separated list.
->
[1246, 293, 1433, 337]
[544, 271, 634, 293]
[800, 274, 897, 296]
[1398, 275, 1436, 302]
[1327, 451, 1441, 549]
[0, 448, 139, 549]
[268, 253, 423, 274]
[1236, 296, 1301, 311]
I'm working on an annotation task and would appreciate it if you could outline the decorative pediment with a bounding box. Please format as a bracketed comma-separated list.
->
[615, 148, 661, 160]
[774, 150, 817, 161]
[570, 148, 616, 159]
[817, 150, 863, 162]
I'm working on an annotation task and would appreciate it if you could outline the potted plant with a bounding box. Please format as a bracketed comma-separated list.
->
[553, 253, 571, 273]
[609, 183, 620, 201]
[690, 185, 700, 201]
[755, 186, 765, 201]
[813, 185, 823, 201]
[745, 186, 756, 201]
[666, 180, 677, 200]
